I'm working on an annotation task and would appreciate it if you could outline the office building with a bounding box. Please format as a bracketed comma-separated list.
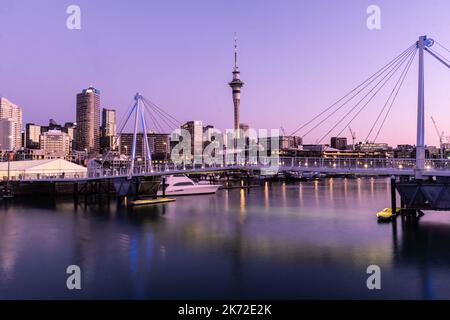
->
[0, 97, 23, 150]
[25, 123, 41, 149]
[181, 121, 203, 163]
[0, 119, 14, 151]
[330, 137, 347, 150]
[120, 133, 170, 161]
[40, 130, 71, 159]
[76, 86, 100, 154]
[101, 108, 117, 153]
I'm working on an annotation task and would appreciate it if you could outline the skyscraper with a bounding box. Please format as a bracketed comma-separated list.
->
[228, 37, 244, 138]
[0, 97, 23, 151]
[76, 86, 100, 154]
[25, 123, 41, 149]
[181, 120, 203, 163]
[101, 108, 117, 153]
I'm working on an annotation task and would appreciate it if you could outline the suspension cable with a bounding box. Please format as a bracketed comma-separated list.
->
[289, 43, 416, 136]
[314, 47, 415, 143]
[141, 98, 179, 131]
[365, 48, 417, 142]
[373, 49, 417, 142]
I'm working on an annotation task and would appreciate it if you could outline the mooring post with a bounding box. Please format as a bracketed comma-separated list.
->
[391, 176, 397, 216]
[134, 178, 139, 200]
[107, 179, 111, 201]
[247, 173, 250, 187]
[162, 176, 166, 198]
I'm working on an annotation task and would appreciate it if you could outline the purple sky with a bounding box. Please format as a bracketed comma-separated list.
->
[1, 0, 450, 146]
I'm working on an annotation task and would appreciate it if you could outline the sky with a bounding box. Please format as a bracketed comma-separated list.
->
[1, 0, 450, 146]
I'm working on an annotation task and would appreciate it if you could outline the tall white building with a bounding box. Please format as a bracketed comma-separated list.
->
[181, 120, 203, 163]
[0, 97, 23, 151]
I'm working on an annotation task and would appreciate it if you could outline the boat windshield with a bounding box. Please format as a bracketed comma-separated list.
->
[173, 182, 194, 186]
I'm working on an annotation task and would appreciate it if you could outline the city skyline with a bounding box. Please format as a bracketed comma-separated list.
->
[2, 1, 450, 146]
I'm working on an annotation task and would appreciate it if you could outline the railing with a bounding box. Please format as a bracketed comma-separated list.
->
[4, 157, 450, 182]
[1, 169, 88, 181]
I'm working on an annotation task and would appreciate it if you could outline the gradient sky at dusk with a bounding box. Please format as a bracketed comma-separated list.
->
[2, 0, 450, 146]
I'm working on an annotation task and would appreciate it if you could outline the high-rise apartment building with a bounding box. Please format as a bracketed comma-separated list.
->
[101, 108, 117, 153]
[0, 97, 23, 151]
[76, 87, 100, 154]
[25, 123, 41, 149]
[181, 120, 203, 163]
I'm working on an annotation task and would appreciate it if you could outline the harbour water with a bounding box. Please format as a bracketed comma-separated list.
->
[1, 177, 450, 299]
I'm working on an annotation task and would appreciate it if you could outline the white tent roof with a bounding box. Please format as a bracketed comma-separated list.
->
[0, 159, 87, 173]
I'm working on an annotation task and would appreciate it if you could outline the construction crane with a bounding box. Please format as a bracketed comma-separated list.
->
[279, 126, 287, 136]
[431, 116, 445, 159]
[349, 126, 356, 151]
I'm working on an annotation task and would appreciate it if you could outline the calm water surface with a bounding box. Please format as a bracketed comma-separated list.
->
[1, 177, 450, 299]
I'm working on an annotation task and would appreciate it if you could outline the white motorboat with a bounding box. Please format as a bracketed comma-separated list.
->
[157, 175, 222, 196]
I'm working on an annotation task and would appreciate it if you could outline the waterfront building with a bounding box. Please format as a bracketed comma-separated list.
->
[0, 158, 87, 180]
[181, 121, 203, 163]
[75, 86, 100, 154]
[15, 149, 45, 161]
[0, 97, 23, 151]
[39, 129, 71, 159]
[101, 108, 118, 153]
[120, 133, 170, 162]
[228, 37, 244, 138]
[356, 142, 390, 152]
[330, 137, 347, 150]
[25, 123, 41, 149]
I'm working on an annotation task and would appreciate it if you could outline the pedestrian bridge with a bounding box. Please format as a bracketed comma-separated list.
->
[5, 157, 450, 183]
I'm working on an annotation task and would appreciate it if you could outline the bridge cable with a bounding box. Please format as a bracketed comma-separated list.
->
[434, 40, 450, 55]
[327, 48, 416, 142]
[365, 47, 418, 142]
[314, 47, 416, 143]
[141, 96, 182, 126]
[301, 45, 416, 140]
[289, 43, 416, 137]
[141, 98, 180, 132]
[373, 48, 417, 142]
[427, 47, 450, 65]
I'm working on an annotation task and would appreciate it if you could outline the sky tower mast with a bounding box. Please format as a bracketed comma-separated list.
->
[228, 35, 244, 138]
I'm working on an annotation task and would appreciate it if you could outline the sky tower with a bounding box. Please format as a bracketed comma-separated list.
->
[228, 36, 244, 138]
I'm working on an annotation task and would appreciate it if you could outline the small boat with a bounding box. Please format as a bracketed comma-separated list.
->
[376, 207, 401, 222]
[131, 197, 176, 206]
[157, 175, 221, 196]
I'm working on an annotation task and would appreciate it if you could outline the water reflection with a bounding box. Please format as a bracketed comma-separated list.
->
[1, 178, 450, 299]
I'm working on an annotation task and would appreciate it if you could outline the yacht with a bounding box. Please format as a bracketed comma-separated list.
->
[157, 175, 221, 196]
